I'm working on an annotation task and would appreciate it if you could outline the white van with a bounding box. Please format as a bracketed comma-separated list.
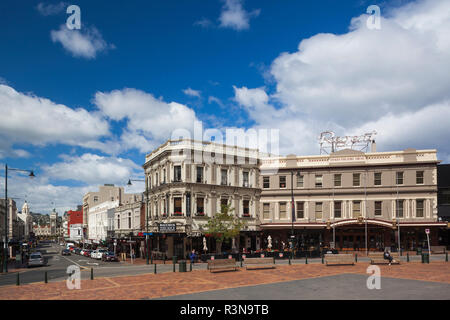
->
[66, 243, 75, 250]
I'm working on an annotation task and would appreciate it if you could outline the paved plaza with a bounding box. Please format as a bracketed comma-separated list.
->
[0, 261, 449, 300]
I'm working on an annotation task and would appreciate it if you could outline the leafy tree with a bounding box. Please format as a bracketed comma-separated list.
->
[200, 204, 246, 254]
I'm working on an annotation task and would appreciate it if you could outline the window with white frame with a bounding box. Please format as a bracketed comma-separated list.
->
[315, 175, 323, 188]
[263, 203, 270, 219]
[315, 202, 323, 219]
[279, 202, 287, 219]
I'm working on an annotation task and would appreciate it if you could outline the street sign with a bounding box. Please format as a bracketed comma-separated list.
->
[425, 229, 430, 234]
[143, 233, 153, 236]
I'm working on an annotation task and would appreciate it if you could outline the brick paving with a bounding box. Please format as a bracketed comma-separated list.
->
[0, 261, 448, 300]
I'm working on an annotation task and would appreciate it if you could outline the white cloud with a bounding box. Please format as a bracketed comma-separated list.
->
[219, 0, 260, 31]
[94, 88, 199, 154]
[208, 96, 225, 108]
[235, 0, 450, 158]
[183, 88, 201, 98]
[43, 153, 142, 185]
[50, 24, 114, 59]
[36, 2, 68, 16]
[194, 18, 214, 28]
[0, 84, 110, 155]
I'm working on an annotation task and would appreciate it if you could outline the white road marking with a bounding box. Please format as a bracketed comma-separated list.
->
[61, 255, 86, 269]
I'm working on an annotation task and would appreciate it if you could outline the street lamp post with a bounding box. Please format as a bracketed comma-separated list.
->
[127, 178, 149, 265]
[3, 164, 35, 273]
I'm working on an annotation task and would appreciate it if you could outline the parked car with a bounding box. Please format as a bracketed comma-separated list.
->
[79, 249, 85, 256]
[74, 248, 81, 255]
[27, 252, 45, 268]
[93, 249, 108, 260]
[83, 249, 92, 257]
[90, 250, 98, 259]
[66, 243, 75, 250]
[61, 249, 71, 256]
[102, 252, 118, 262]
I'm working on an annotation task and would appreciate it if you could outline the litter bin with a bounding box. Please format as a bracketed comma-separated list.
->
[422, 253, 430, 264]
[179, 260, 187, 272]
[416, 248, 422, 255]
[172, 256, 178, 264]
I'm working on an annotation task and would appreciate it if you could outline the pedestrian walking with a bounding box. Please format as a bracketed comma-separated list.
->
[189, 250, 197, 264]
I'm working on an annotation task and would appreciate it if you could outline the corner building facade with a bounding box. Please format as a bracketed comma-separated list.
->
[143, 139, 261, 258]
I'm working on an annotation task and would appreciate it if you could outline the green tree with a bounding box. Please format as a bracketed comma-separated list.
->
[200, 204, 246, 254]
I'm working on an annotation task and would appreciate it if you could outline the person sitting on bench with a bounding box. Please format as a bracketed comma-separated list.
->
[384, 250, 394, 265]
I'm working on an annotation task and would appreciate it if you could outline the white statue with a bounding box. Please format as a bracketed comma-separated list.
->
[267, 235, 272, 249]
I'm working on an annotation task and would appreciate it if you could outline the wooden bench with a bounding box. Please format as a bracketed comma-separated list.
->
[244, 258, 276, 270]
[369, 252, 400, 265]
[324, 254, 355, 266]
[207, 259, 238, 273]
[430, 246, 446, 254]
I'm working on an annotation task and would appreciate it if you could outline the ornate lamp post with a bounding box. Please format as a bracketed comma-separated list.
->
[3, 165, 35, 273]
[127, 178, 150, 265]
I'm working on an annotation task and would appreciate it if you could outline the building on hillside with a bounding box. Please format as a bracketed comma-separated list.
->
[143, 139, 261, 258]
[258, 148, 447, 253]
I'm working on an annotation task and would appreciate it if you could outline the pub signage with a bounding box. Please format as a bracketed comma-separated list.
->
[158, 223, 177, 233]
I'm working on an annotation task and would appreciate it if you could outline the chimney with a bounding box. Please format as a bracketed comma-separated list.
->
[371, 140, 377, 152]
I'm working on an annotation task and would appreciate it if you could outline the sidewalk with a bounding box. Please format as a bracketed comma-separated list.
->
[1, 261, 448, 300]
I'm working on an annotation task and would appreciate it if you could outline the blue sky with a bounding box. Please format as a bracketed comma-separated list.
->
[1, 0, 449, 214]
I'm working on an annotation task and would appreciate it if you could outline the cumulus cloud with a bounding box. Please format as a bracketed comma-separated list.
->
[94, 88, 199, 154]
[43, 153, 142, 185]
[0, 84, 110, 155]
[235, 0, 450, 158]
[219, 0, 260, 31]
[50, 24, 114, 59]
[36, 2, 68, 16]
[183, 88, 201, 98]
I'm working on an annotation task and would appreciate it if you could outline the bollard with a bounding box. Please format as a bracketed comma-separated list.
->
[321, 255, 324, 264]
[154, 263, 157, 274]
[91, 268, 93, 280]
[273, 256, 276, 265]
[16, 273, 20, 286]
[240, 258, 243, 268]
[407, 253, 410, 262]
[173, 263, 175, 272]
[305, 256, 308, 264]
[45, 271, 48, 283]
[446, 252, 448, 262]
[288, 255, 291, 265]
[164, 255, 166, 264]
[355, 254, 358, 263]
[421, 253, 424, 263]
[190, 262, 192, 272]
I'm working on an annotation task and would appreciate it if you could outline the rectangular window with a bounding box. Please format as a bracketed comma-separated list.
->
[128, 213, 131, 229]
[174, 198, 182, 215]
[396, 172, 404, 185]
[375, 201, 382, 216]
[221, 198, 228, 213]
[353, 173, 360, 186]
[117, 218, 120, 229]
[416, 171, 424, 184]
[243, 200, 250, 216]
[243, 172, 249, 187]
[221, 169, 228, 185]
[174, 166, 182, 182]
[334, 201, 342, 218]
[334, 174, 341, 187]
[279, 202, 287, 219]
[196, 198, 204, 215]
[93, 196, 98, 202]
[315, 202, 323, 219]
[263, 203, 270, 219]
[416, 200, 424, 217]
[163, 169, 166, 184]
[353, 201, 361, 218]
[263, 176, 270, 188]
[279, 176, 286, 188]
[396, 200, 404, 218]
[315, 175, 323, 188]
[196, 166, 203, 183]
[297, 175, 304, 188]
[296, 202, 304, 219]
[374, 172, 382, 186]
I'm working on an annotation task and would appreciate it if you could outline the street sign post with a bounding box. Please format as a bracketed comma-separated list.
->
[425, 229, 431, 257]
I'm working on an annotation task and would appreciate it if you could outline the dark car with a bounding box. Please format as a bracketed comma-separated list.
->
[73, 248, 81, 255]
[61, 249, 71, 256]
[102, 252, 118, 262]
